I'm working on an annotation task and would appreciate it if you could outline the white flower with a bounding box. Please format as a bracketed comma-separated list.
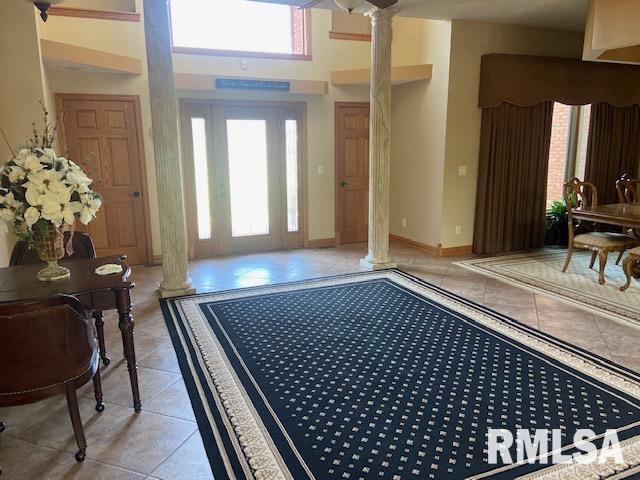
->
[7, 166, 26, 183]
[78, 194, 101, 225]
[24, 169, 64, 193]
[15, 154, 44, 175]
[0, 208, 14, 224]
[36, 148, 56, 163]
[25, 185, 44, 207]
[23, 206, 40, 227]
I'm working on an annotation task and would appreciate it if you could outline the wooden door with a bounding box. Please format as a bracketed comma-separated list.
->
[57, 95, 150, 265]
[336, 103, 369, 244]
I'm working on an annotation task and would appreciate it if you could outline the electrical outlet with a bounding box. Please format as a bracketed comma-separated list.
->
[401, 218, 407, 228]
[241, 59, 248, 70]
[455, 225, 461, 235]
[317, 165, 324, 175]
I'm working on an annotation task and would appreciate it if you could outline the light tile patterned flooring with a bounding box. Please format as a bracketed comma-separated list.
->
[1, 242, 639, 479]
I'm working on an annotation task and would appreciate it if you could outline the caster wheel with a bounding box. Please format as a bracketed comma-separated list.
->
[95, 402, 105, 413]
[75, 449, 86, 462]
[102, 356, 111, 367]
[0, 422, 6, 433]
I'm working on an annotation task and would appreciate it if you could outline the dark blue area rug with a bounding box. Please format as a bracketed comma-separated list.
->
[160, 270, 640, 479]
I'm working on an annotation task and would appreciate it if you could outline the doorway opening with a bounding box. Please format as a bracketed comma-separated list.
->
[181, 100, 306, 258]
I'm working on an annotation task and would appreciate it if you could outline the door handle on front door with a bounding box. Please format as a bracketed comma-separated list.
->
[340, 181, 348, 187]
[131, 191, 141, 198]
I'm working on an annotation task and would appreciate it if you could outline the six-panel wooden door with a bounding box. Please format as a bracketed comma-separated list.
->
[57, 95, 149, 265]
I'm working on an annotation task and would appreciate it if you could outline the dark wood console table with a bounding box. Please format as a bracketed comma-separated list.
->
[0, 255, 141, 411]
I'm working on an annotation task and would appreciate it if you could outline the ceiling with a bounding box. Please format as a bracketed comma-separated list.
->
[396, 0, 589, 32]
[269, 0, 590, 32]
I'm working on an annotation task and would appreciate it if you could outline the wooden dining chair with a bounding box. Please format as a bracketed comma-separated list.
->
[616, 174, 640, 204]
[10, 232, 111, 367]
[561, 177, 640, 285]
[0, 295, 105, 462]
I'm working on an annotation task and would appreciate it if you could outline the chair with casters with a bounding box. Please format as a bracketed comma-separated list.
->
[10, 231, 111, 367]
[561, 177, 640, 285]
[0, 294, 105, 463]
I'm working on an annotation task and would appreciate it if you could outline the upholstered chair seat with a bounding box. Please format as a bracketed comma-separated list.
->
[573, 232, 639, 249]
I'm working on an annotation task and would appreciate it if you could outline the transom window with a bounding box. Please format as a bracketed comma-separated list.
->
[170, 0, 310, 58]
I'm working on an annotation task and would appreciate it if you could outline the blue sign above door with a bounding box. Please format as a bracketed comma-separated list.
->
[215, 78, 291, 92]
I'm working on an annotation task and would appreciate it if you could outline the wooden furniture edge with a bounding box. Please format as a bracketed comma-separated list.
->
[48, 6, 140, 22]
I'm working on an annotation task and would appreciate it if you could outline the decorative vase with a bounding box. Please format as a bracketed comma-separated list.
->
[32, 222, 70, 282]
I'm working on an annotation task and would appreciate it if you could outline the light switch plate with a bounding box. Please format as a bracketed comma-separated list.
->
[317, 165, 324, 175]
[458, 165, 468, 176]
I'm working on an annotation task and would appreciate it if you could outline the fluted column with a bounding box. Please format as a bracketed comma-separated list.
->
[144, 0, 195, 297]
[361, 7, 397, 271]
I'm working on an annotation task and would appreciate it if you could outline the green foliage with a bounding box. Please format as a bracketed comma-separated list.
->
[548, 199, 568, 226]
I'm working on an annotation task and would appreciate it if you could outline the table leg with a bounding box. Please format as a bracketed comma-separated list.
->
[115, 288, 141, 412]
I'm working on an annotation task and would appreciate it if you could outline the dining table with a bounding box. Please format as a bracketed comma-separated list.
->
[572, 202, 640, 231]
[0, 255, 141, 411]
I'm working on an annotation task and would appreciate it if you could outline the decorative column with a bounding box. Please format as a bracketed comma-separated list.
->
[361, 7, 397, 271]
[144, 0, 195, 297]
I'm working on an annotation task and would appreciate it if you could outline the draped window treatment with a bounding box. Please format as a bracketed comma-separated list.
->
[584, 103, 640, 205]
[473, 102, 554, 255]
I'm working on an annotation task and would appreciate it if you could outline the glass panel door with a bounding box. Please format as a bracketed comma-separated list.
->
[218, 106, 282, 255]
[226, 119, 270, 237]
[181, 101, 305, 258]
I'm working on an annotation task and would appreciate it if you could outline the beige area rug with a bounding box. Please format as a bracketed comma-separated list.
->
[455, 249, 640, 327]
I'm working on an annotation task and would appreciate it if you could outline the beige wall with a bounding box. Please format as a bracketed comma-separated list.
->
[390, 18, 451, 247]
[40, 0, 161, 256]
[0, 2, 53, 266]
[439, 20, 584, 248]
[39, 8, 430, 248]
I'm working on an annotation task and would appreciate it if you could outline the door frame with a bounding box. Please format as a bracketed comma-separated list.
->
[55, 93, 154, 265]
[179, 98, 309, 259]
[334, 101, 370, 246]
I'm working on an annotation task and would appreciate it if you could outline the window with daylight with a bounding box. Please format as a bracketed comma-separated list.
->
[545, 103, 592, 208]
[170, 0, 310, 58]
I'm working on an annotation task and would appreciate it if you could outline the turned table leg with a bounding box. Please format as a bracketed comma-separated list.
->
[115, 287, 141, 412]
[93, 311, 110, 366]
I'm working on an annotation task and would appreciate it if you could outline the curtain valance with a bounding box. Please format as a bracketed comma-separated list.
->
[479, 54, 640, 108]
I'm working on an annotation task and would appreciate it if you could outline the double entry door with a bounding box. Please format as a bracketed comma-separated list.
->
[182, 102, 304, 258]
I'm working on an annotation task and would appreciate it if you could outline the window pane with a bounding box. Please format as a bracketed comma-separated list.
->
[546, 102, 571, 208]
[227, 120, 270, 237]
[171, 0, 294, 54]
[191, 118, 212, 240]
[574, 104, 591, 180]
[285, 119, 299, 232]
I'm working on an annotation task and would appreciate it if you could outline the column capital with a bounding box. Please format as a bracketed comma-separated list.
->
[366, 5, 400, 23]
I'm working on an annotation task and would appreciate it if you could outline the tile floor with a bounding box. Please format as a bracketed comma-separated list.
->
[1, 242, 639, 479]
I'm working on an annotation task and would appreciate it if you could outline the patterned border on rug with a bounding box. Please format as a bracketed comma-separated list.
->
[161, 269, 640, 480]
[455, 251, 640, 329]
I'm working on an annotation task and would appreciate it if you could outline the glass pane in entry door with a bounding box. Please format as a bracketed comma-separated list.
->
[226, 119, 270, 237]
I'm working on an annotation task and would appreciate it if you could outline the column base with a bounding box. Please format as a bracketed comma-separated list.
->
[360, 257, 397, 271]
[158, 279, 196, 298]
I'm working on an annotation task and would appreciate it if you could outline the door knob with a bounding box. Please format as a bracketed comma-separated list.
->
[340, 181, 348, 187]
[131, 191, 141, 198]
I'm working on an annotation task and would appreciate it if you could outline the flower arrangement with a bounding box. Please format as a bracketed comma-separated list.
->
[0, 105, 102, 245]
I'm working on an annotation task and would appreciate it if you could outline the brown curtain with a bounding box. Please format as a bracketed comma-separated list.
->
[473, 102, 553, 254]
[584, 103, 640, 205]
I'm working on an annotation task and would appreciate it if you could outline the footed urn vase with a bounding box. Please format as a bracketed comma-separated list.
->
[32, 222, 70, 282]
